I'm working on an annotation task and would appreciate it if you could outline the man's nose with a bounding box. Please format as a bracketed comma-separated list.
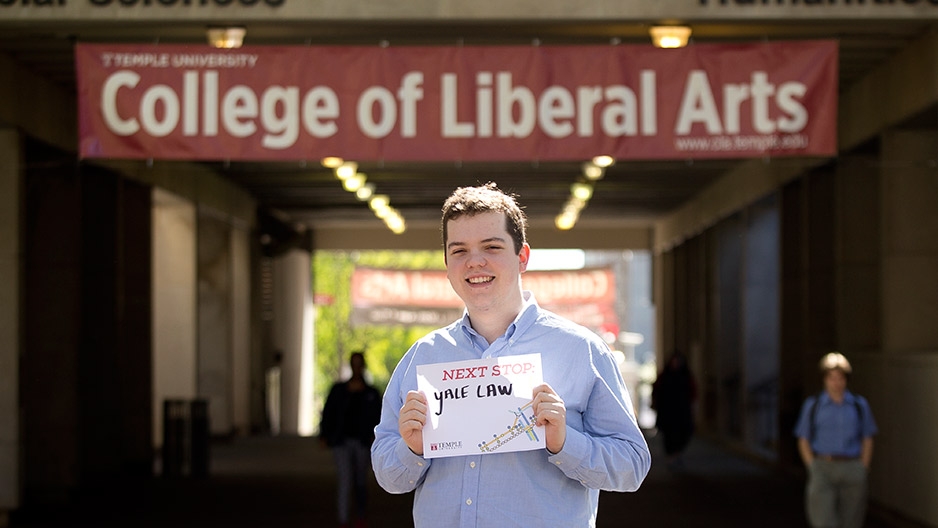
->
[466, 250, 486, 267]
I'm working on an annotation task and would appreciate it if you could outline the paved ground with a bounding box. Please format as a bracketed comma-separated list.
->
[9, 431, 917, 527]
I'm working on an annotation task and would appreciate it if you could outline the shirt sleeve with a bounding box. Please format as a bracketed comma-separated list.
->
[858, 396, 879, 438]
[319, 383, 340, 441]
[370, 349, 432, 494]
[792, 397, 816, 439]
[545, 346, 651, 492]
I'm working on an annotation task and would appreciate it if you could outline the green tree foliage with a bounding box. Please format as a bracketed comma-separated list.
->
[313, 250, 445, 404]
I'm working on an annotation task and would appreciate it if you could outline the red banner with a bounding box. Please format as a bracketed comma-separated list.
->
[76, 41, 837, 161]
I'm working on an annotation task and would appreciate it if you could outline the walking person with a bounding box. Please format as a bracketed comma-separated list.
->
[793, 352, 878, 528]
[320, 351, 383, 528]
[371, 182, 650, 527]
[651, 351, 696, 470]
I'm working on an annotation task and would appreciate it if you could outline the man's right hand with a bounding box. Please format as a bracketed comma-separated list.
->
[399, 390, 428, 455]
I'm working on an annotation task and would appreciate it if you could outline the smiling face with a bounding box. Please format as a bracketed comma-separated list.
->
[445, 211, 529, 320]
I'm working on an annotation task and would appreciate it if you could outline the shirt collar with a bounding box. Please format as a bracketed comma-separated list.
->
[819, 390, 856, 405]
[457, 290, 540, 343]
[512, 290, 539, 338]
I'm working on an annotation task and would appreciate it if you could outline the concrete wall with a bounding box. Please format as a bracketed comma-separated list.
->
[0, 47, 75, 518]
[0, 129, 22, 521]
[862, 130, 938, 526]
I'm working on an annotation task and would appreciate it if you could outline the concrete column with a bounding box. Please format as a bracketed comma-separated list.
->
[198, 209, 233, 436]
[272, 248, 314, 436]
[652, 250, 671, 367]
[879, 131, 938, 352]
[230, 222, 251, 435]
[0, 129, 22, 521]
[741, 197, 780, 457]
[194, 208, 255, 438]
[152, 189, 198, 447]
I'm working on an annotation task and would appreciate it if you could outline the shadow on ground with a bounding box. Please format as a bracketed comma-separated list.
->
[10, 431, 906, 527]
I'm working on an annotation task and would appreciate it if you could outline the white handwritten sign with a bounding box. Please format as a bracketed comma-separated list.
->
[416, 353, 545, 459]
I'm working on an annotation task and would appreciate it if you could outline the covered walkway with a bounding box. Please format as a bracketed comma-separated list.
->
[10, 432, 909, 527]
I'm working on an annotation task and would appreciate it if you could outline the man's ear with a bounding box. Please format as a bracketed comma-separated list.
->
[518, 243, 531, 272]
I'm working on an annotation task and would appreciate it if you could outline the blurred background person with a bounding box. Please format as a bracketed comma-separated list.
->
[794, 352, 878, 528]
[652, 351, 696, 470]
[320, 351, 383, 528]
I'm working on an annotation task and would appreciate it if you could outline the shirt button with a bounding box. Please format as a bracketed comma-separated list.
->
[470, 462, 476, 468]
[466, 499, 472, 505]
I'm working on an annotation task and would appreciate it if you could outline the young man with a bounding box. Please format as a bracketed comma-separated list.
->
[794, 352, 878, 528]
[371, 183, 651, 527]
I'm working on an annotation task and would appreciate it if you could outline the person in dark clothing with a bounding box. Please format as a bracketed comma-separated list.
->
[651, 351, 697, 470]
[320, 351, 383, 528]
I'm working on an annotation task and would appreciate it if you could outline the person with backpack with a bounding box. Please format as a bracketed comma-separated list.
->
[793, 352, 878, 528]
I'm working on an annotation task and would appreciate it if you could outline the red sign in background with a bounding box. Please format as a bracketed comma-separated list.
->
[76, 41, 837, 162]
[349, 267, 617, 332]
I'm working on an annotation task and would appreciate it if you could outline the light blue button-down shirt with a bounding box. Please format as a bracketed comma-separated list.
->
[371, 292, 651, 528]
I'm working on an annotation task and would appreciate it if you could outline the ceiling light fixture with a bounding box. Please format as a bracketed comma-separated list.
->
[369, 194, 389, 212]
[649, 25, 691, 49]
[555, 210, 578, 231]
[385, 213, 406, 234]
[374, 206, 393, 220]
[556, 178, 595, 231]
[207, 26, 246, 49]
[334, 161, 358, 180]
[571, 182, 594, 201]
[582, 163, 604, 181]
[355, 183, 375, 201]
[592, 155, 615, 168]
[342, 172, 366, 192]
[321, 156, 344, 169]
[323, 165, 407, 233]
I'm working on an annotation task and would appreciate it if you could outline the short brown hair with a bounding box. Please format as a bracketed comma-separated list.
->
[441, 182, 527, 254]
